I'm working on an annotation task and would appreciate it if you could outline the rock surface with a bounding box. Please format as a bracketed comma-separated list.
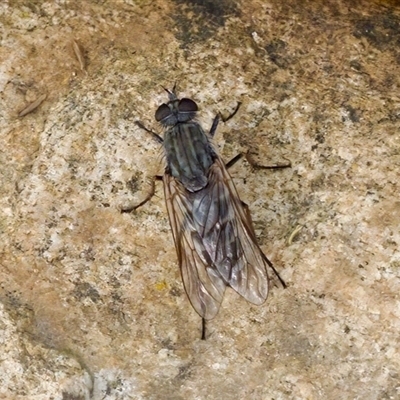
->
[1, 1, 399, 398]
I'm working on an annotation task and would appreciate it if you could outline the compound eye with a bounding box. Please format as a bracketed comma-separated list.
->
[178, 98, 198, 113]
[155, 104, 171, 122]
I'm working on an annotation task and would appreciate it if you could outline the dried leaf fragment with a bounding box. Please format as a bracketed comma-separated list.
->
[72, 39, 86, 71]
[18, 93, 47, 117]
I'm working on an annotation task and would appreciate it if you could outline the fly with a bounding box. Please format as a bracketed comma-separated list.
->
[129, 87, 290, 339]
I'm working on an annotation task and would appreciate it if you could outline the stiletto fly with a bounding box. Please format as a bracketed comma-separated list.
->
[132, 88, 288, 339]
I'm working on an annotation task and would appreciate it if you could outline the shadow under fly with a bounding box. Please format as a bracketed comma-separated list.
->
[125, 87, 291, 339]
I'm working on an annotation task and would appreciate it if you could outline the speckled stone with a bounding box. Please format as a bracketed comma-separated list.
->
[1, 1, 399, 399]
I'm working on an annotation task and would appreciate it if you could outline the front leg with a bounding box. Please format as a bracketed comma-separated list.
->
[209, 102, 242, 138]
[121, 120, 166, 213]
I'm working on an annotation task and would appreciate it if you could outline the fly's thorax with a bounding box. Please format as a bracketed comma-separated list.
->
[163, 121, 216, 192]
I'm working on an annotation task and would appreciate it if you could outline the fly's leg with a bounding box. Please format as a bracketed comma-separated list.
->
[209, 104, 291, 169]
[209, 105, 291, 288]
[245, 152, 292, 170]
[221, 101, 242, 122]
[120, 121, 163, 213]
[237, 196, 287, 288]
[135, 121, 163, 143]
[235, 154, 290, 286]
[120, 176, 162, 213]
[224, 151, 291, 170]
[209, 102, 242, 138]
[201, 318, 206, 340]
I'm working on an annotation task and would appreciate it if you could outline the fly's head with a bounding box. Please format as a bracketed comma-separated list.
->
[155, 88, 198, 126]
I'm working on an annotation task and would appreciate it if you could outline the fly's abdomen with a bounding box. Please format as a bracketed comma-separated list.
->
[163, 122, 215, 192]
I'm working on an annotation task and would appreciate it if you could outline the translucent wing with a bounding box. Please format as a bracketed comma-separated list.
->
[163, 156, 271, 320]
